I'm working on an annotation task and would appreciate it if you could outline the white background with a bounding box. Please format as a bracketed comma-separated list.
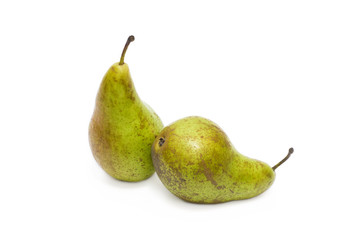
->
[1, 1, 359, 239]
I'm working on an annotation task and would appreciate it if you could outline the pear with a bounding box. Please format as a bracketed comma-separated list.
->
[151, 116, 293, 203]
[89, 36, 163, 182]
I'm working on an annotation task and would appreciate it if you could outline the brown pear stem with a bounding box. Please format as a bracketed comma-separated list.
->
[119, 35, 135, 65]
[272, 148, 294, 171]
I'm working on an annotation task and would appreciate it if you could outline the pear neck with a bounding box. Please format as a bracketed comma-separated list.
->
[111, 64, 139, 102]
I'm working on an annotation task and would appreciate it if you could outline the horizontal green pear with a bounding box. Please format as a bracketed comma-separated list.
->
[152, 116, 293, 203]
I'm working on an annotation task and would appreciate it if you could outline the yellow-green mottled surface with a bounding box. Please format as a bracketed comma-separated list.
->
[152, 116, 275, 203]
[89, 63, 163, 182]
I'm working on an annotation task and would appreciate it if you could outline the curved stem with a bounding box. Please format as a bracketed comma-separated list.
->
[272, 148, 294, 171]
[120, 35, 135, 65]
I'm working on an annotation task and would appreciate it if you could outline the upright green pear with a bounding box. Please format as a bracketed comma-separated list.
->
[89, 36, 163, 182]
[151, 116, 293, 203]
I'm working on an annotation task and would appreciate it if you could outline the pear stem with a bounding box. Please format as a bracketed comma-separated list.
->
[119, 35, 135, 65]
[272, 148, 294, 171]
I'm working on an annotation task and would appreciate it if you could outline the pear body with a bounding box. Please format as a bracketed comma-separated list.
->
[89, 63, 163, 181]
[151, 116, 275, 203]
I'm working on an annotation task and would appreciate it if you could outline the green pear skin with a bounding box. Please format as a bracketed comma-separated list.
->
[152, 116, 292, 203]
[89, 36, 163, 182]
